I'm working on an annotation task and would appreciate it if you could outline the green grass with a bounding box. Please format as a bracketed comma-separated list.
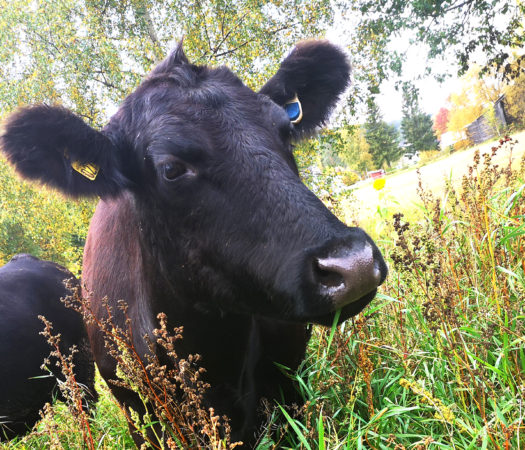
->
[1, 374, 134, 449]
[2, 138, 524, 449]
[262, 138, 525, 449]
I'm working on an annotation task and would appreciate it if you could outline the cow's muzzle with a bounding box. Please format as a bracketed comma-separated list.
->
[302, 229, 388, 325]
[314, 242, 384, 309]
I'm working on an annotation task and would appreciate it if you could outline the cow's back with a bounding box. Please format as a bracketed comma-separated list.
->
[0, 254, 96, 439]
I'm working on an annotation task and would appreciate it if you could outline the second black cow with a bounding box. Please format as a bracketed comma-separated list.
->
[0, 254, 96, 440]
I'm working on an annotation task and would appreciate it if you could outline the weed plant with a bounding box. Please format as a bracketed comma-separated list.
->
[71, 293, 241, 449]
[267, 137, 524, 448]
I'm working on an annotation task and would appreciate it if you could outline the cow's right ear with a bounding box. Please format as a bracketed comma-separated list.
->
[1, 105, 130, 198]
[259, 40, 350, 137]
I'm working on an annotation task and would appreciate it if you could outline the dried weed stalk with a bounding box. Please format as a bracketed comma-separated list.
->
[37, 315, 96, 449]
[66, 289, 242, 449]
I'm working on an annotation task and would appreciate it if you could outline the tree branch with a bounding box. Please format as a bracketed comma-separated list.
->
[213, 25, 291, 58]
[132, 5, 163, 62]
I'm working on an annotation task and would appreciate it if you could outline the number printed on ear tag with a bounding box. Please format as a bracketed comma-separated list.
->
[72, 161, 100, 181]
[284, 94, 303, 124]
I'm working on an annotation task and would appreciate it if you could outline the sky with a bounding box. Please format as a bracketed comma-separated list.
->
[326, 17, 462, 124]
[376, 49, 461, 123]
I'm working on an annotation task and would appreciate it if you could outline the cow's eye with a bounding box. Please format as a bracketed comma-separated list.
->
[163, 161, 187, 181]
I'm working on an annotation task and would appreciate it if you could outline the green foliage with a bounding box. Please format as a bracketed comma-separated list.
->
[341, 170, 360, 187]
[351, 0, 525, 81]
[315, 130, 346, 168]
[401, 82, 438, 153]
[0, 159, 94, 274]
[297, 126, 375, 177]
[365, 97, 401, 168]
[483, 104, 503, 137]
[0, 0, 334, 124]
[337, 126, 374, 175]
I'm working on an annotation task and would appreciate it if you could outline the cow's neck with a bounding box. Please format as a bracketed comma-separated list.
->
[131, 195, 307, 443]
[138, 242, 264, 439]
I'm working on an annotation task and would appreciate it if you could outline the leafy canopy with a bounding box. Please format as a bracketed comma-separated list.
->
[0, 0, 334, 125]
[351, 0, 525, 82]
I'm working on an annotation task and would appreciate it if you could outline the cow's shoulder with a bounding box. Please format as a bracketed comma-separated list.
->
[84, 192, 142, 293]
[83, 193, 155, 364]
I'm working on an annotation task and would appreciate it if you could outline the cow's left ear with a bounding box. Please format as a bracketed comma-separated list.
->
[259, 40, 350, 137]
[1, 105, 131, 198]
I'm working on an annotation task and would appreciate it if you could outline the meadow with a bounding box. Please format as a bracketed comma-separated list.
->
[0, 135, 523, 449]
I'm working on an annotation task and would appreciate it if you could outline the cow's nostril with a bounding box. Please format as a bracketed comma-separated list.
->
[313, 261, 345, 289]
[313, 243, 382, 307]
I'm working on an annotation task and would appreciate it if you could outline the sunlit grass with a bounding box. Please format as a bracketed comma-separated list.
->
[263, 137, 525, 449]
[1, 138, 523, 449]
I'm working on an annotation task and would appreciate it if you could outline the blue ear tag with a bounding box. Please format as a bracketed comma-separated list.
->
[284, 95, 303, 124]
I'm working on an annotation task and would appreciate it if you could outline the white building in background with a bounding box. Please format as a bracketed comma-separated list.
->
[439, 130, 467, 150]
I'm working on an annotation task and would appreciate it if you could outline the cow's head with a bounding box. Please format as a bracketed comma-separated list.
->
[1, 41, 387, 326]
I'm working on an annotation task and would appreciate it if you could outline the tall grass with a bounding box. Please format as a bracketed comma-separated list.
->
[267, 136, 524, 449]
[2, 138, 523, 449]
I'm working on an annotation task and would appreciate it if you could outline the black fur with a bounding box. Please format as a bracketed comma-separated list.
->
[0, 254, 97, 440]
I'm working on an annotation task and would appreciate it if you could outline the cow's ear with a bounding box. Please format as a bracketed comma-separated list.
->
[259, 40, 350, 137]
[1, 105, 131, 198]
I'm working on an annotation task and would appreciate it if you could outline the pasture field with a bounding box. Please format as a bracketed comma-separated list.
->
[1, 135, 524, 448]
[349, 131, 525, 232]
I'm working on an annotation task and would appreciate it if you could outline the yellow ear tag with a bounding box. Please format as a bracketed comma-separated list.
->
[72, 161, 100, 181]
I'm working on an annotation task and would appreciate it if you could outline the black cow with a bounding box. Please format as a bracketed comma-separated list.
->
[0, 254, 96, 440]
[1, 41, 387, 446]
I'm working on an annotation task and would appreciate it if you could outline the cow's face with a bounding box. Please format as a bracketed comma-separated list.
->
[1, 41, 387, 326]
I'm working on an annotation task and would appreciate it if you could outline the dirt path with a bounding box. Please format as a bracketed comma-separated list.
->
[349, 131, 525, 224]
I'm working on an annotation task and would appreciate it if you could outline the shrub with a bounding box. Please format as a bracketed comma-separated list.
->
[453, 138, 472, 152]
[341, 170, 360, 186]
[0, 159, 94, 274]
[418, 150, 440, 165]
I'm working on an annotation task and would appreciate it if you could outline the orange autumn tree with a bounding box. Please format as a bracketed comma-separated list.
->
[432, 107, 449, 141]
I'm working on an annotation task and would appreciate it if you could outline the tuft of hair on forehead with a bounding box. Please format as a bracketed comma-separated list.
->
[149, 41, 190, 77]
